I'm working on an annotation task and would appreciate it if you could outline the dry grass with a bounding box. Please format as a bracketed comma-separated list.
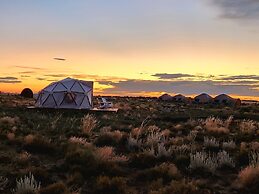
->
[69, 136, 92, 148]
[203, 116, 232, 134]
[239, 119, 257, 134]
[81, 114, 98, 134]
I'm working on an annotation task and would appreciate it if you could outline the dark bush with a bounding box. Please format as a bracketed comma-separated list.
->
[39, 182, 69, 194]
[23, 135, 56, 155]
[94, 176, 128, 194]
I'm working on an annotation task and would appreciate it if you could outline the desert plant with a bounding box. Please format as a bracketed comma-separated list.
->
[95, 176, 128, 194]
[203, 136, 219, 148]
[13, 173, 41, 194]
[239, 119, 257, 134]
[217, 150, 235, 168]
[128, 134, 142, 149]
[189, 151, 218, 173]
[222, 140, 236, 150]
[237, 166, 259, 190]
[0, 176, 8, 191]
[203, 116, 230, 134]
[69, 136, 91, 147]
[249, 151, 259, 167]
[81, 114, 98, 134]
[39, 182, 69, 194]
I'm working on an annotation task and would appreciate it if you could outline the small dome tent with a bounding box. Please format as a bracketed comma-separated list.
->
[36, 78, 93, 109]
[214, 94, 236, 105]
[172, 94, 188, 102]
[214, 94, 241, 106]
[194, 93, 213, 104]
[21, 88, 33, 98]
[159, 93, 173, 101]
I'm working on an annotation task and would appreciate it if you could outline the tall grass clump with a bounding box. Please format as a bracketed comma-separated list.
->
[13, 173, 41, 194]
[189, 152, 218, 173]
[239, 119, 257, 134]
[203, 116, 232, 134]
[82, 114, 98, 134]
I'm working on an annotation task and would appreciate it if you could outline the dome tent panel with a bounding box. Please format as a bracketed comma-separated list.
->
[71, 81, 85, 93]
[53, 83, 67, 92]
[75, 93, 86, 106]
[44, 82, 58, 92]
[53, 92, 66, 106]
[43, 94, 57, 108]
[62, 78, 76, 89]
[80, 96, 91, 109]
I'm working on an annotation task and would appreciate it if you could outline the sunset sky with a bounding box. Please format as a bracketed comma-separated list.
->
[0, 0, 259, 100]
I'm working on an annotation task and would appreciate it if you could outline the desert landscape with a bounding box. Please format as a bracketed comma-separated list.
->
[0, 94, 258, 193]
[1, 1, 259, 193]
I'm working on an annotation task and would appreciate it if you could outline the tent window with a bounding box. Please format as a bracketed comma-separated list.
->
[64, 92, 76, 103]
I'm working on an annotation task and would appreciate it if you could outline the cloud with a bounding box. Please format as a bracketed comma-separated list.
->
[102, 79, 259, 97]
[210, 0, 259, 20]
[152, 73, 196, 79]
[0, 76, 21, 83]
[218, 75, 259, 80]
[15, 66, 45, 70]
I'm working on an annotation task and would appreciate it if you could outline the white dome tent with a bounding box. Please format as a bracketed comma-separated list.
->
[35, 77, 93, 109]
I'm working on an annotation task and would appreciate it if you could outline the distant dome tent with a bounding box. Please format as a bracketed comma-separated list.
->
[159, 93, 173, 101]
[21, 88, 33, 98]
[35, 78, 93, 109]
[172, 94, 188, 102]
[194, 93, 213, 104]
[214, 94, 239, 106]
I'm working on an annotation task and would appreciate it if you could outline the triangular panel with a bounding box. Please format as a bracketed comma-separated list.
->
[44, 82, 57, 92]
[62, 79, 75, 90]
[53, 92, 65, 106]
[53, 83, 67, 92]
[43, 94, 57, 107]
[80, 96, 91, 109]
[71, 81, 85, 93]
[74, 93, 85, 106]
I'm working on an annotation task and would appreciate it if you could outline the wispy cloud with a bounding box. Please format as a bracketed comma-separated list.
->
[152, 73, 196, 79]
[0, 76, 21, 83]
[210, 0, 259, 20]
[15, 66, 45, 70]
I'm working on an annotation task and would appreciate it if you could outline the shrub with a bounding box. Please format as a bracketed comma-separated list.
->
[94, 133, 120, 147]
[23, 135, 55, 155]
[203, 116, 230, 134]
[0, 176, 8, 191]
[189, 151, 218, 173]
[81, 114, 98, 134]
[39, 182, 69, 194]
[217, 151, 235, 168]
[94, 146, 128, 162]
[65, 145, 98, 177]
[203, 137, 219, 148]
[13, 173, 41, 194]
[94, 176, 128, 194]
[249, 151, 259, 167]
[239, 120, 257, 134]
[136, 163, 180, 183]
[69, 136, 92, 148]
[222, 140, 236, 150]
[237, 166, 259, 191]
[150, 179, 205, 194]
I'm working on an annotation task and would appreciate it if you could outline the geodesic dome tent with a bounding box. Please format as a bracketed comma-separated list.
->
[35, 78, 93, 109]
[194, 93, 213, 104]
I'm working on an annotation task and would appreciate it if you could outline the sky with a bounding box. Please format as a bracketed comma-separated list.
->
[0, 0, 259, 100]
